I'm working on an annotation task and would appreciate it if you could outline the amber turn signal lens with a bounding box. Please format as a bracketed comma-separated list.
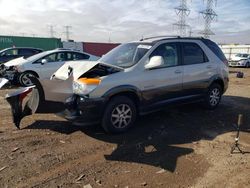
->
[77, 78, 101, 85]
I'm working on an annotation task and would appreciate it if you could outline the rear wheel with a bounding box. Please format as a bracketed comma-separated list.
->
[19, 72, 37, 86]
[203, 83, 222, 110]
[102, 96, 137, 134]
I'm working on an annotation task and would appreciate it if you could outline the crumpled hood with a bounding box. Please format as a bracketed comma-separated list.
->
[52, 60, 99, 81]
[4, 57, 27, 67]
[52, 60, 124, 81]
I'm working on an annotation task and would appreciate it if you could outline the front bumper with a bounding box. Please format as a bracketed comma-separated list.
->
[229, 61, 247, 67]
[60, 95, 106, 125]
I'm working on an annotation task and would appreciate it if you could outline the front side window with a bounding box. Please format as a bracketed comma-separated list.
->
[150, 43, 178, 67]
[56, 52, 66, 62]
[183, 43, 207, 65]
[99, 43, 152, 68]
[35, 53, 57, 63]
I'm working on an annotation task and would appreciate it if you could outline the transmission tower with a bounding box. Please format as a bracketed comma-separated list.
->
[199, 0, 217, 38]
[173, 0, 190, 37]
[48, 25, 56, 38]
[63, 25, 72, 41]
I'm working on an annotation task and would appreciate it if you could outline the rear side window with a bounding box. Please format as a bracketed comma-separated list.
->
[72, 52, 90, 60]
[19, 49, 34, 55]
[182, 43, 208, 65]
[202, 39, 227, 61]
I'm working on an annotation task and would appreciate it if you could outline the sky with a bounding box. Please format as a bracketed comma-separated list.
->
[0, 0, 249, 44]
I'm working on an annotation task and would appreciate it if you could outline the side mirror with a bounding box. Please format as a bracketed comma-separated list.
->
[1, 52, 6, 57]
[145, 56, 164, 70]
[41, 59, 48, 65]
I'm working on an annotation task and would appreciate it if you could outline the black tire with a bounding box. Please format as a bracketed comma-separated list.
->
[203, 83, 222, 110]
[19, 72, 37, 86]
[246, 62, 250, 68]
[102, 96, 137, 134]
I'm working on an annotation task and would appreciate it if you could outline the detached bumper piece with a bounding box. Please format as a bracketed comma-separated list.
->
[5, 86, 40, 129]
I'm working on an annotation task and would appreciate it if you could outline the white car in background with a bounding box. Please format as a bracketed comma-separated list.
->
[229, 53, 250, 67]
[4, 48, 99, 86]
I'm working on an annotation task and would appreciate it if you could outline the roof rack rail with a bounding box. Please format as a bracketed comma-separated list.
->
[140, 35, 181, 41]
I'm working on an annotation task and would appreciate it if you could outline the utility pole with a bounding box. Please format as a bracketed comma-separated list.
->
[48, 25, 56, 38]
[63, 25, 72, 41]
[173, 0, 190, 37]
[199, 0, 218, 38]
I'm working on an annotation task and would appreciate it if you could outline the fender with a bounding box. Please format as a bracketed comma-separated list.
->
[102, 85, 143, 102]
[207, 74, 226, 90]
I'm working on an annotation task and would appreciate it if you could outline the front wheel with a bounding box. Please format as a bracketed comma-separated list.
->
[246, 62, 250, 68]
[19, 72, 37, 86]
[203, 83, 222, 110]
[102, 96, 137, 134]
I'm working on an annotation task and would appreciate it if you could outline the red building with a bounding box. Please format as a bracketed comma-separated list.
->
[82, 42, 120, 57]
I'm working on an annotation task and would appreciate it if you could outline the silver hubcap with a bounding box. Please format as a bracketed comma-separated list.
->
[111, 104, 132, 128]
[21, 74, 33, 86]
[209, 88, 220, 106]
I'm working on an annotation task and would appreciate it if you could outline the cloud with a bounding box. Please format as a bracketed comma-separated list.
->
[0, 0, 249, 43]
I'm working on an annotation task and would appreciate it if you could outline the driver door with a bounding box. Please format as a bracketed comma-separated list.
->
[140, 42, 183, 109]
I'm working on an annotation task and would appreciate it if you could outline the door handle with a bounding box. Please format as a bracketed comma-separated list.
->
[175, 70, 182, 74]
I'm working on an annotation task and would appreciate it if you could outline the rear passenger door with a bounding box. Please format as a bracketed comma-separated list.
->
[182, 42, 217, 96]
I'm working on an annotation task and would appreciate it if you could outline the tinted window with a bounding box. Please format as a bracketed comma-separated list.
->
[19, 49, 34, 55]
[183, 43, 207, 65]
[202, 39, 227, 61]
[150, 43, 178, 67]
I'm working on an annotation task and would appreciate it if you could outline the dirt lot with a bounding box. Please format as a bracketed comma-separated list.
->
[0, 68, 250, 188]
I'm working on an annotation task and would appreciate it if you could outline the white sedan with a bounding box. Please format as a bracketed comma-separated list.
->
[4, 49, 99, 86]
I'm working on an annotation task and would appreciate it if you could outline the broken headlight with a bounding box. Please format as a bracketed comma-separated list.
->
[73, 78, 101, 95]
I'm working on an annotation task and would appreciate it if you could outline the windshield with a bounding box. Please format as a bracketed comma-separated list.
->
[99, 43, 152, 68]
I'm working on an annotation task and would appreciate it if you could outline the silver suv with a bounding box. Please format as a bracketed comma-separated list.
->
[5, 36, 229, 133]
[63, 36, 229, 133]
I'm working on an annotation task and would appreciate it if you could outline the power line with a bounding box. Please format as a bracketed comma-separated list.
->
[199, 0, 218, 38]
[173, 0, 191, 37]
[63, 25, 72, 41]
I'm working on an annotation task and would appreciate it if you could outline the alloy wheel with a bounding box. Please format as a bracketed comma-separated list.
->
[111, 104, 132, 128]
[209, 88, 220, 106]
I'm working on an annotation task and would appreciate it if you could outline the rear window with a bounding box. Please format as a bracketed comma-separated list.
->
[202, 39, 227, 61]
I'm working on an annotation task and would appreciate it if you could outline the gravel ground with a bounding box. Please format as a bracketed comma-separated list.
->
[0, 68, 250, 188]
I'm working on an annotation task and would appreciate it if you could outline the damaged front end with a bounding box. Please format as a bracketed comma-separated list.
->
[4, 61, 123, 129]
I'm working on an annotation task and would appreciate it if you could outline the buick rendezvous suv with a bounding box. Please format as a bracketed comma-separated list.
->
[63, 36, 229, 133]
